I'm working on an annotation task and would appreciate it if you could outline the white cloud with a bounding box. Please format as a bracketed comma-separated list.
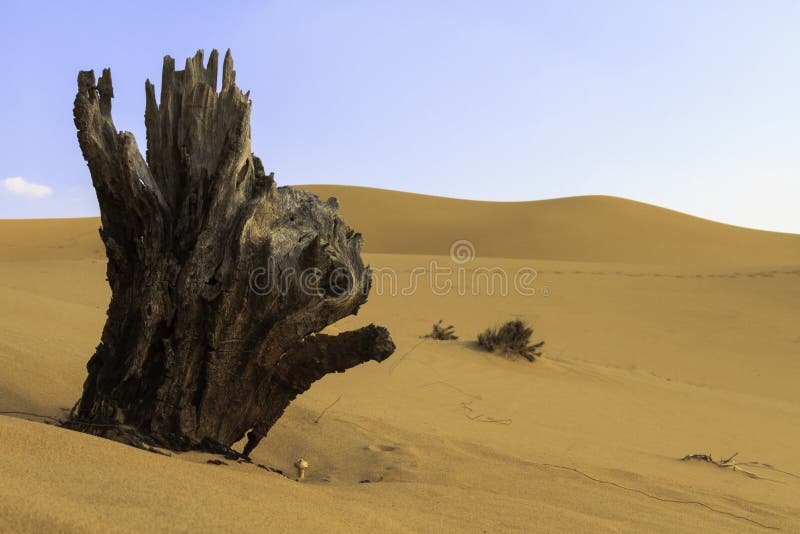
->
[3, 177, 53, 199]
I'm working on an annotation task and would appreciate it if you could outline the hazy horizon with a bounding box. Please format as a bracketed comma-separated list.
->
[1, 1, 798, 233]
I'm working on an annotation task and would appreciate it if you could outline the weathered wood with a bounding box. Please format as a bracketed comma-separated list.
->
[70, 49, 394, 454]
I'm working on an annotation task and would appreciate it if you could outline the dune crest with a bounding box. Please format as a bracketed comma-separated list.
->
[299, 185, 800, 265]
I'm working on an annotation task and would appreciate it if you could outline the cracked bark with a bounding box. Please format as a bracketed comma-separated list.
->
[69, 49, 395, 453]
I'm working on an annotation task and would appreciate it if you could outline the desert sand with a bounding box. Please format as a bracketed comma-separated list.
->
[1, 185, 799, 532]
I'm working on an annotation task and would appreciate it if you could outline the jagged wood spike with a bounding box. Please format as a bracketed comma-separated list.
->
[70, 49, 395, 454]
[205, 49, 219, 91]
[221, 48, 235, 92]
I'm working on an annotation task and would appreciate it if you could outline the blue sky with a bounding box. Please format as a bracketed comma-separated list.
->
[1, 0, 798, 233]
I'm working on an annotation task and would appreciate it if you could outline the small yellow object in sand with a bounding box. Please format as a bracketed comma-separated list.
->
[294, 458, 309, 479]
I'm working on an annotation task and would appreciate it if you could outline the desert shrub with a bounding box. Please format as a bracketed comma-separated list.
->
[424, 320, 459, 340]
[477, 320, 544, 362]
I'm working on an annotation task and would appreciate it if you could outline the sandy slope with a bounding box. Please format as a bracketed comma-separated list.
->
[1, 187, 799, 532]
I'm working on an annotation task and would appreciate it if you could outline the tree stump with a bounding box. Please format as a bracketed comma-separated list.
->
[69, 49, 395, 455]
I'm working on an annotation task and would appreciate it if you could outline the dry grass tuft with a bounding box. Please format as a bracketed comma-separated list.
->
[478, 320, 544, 362]
[424, 320, 459, 340]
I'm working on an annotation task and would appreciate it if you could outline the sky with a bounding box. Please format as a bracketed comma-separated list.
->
[1, 0, 798, 233]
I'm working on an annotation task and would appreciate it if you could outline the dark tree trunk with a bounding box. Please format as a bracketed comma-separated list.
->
[69, 49, 394, 454]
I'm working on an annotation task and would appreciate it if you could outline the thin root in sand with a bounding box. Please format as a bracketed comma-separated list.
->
[314, 395, 342, 424]
[461, 400, 512, 425]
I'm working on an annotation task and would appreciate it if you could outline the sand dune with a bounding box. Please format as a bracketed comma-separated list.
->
[300, 185, 800, 265]
[4, 186, 800, 265]
[1, 187, 799, 532]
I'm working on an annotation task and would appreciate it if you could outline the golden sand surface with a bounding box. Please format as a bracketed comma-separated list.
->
[1, 186, 798, 532]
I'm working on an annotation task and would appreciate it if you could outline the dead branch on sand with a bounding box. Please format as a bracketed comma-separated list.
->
[681, 452, 783, 482]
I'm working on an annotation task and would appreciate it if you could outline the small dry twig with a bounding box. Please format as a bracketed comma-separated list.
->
[737, 461, 800, 479]
[681, 452, 782, 482]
